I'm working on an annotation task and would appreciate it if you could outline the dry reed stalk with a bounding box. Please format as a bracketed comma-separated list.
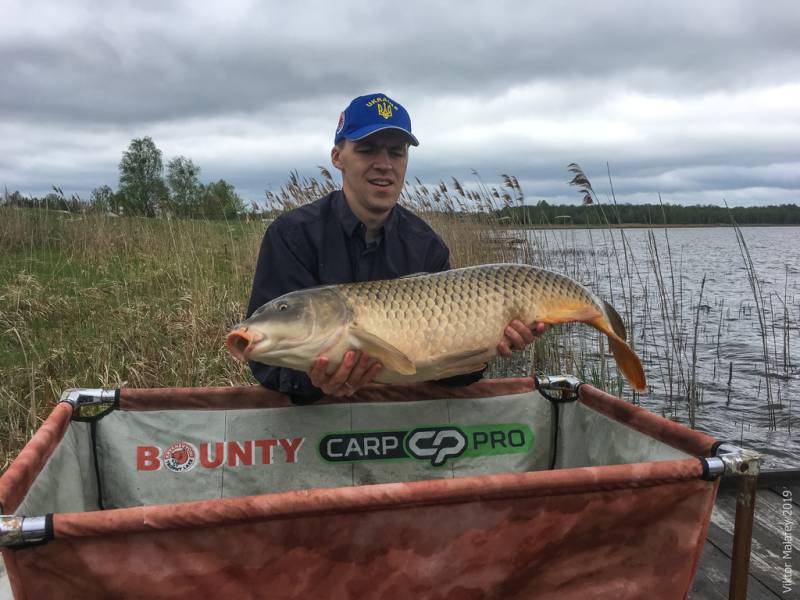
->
[731, 220, 776, 428]
[688, 274, 706, 428]
[784, 265, 792, 373]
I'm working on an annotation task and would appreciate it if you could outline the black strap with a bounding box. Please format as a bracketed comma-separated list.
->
[90, 421, 105, 510]
[539, 383, 580, 470]
[538, 385, 581, 404]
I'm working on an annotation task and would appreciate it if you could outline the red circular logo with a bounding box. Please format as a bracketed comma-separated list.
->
[163, 442, 197, 473]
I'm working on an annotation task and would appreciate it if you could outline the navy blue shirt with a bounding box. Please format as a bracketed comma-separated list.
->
[246, 190, 480, 403]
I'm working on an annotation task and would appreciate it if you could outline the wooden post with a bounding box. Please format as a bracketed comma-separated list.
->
[728, 474, 757, 600]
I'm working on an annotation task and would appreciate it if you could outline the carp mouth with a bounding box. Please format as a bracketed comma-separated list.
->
[225, 325, 321, 363]
[226, 327, 267, 362]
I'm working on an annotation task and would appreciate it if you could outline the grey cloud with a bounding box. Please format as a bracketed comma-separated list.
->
[5, 0, 800, 124]
[2, 0, 798, 207]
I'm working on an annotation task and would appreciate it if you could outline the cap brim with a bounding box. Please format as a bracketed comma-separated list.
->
[345, 125, 419, 146]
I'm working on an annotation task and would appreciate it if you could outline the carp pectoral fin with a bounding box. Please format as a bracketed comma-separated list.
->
[430, 348, 491, 379]
[349, 328, 416, 375]
[433, 362, 488, 380]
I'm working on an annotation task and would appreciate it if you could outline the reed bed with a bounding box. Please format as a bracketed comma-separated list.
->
[1, 167, 797, 468]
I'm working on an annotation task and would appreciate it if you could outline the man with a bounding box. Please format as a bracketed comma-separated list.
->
[246, 92, 542, 404]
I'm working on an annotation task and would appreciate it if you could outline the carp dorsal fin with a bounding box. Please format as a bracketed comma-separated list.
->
[348, 328, 417, 375]
[397, 271, 429, 279]
[602, 300, 627, 341]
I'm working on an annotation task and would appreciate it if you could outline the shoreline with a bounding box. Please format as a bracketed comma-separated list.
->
[505, 223, 799, 230]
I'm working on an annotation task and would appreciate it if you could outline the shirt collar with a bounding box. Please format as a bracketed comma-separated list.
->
[335, 190, 398, 239]
[335, 191, 362, 238]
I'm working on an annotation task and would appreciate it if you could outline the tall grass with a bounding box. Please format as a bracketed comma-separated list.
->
[0, 210, 259, 466]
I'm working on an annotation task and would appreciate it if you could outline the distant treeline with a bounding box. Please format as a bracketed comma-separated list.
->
[6, 186, 799, 226]
[496, 202, 800, 226]
[3, 137, 798, 226]
[2, 136, 249, 219]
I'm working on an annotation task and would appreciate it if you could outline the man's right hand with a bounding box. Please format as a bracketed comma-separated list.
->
[308, 350, 383, 396]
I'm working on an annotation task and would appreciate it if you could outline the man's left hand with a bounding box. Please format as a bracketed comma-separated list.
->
[497, 320, 545, 357]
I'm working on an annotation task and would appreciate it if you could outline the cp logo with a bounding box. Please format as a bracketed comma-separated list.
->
[406, 427, 467, 466]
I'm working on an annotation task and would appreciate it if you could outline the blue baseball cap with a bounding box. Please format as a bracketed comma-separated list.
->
[334, 93, 419, 146]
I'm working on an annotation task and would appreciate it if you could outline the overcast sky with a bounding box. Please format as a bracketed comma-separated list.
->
[3, 0, 799, 207]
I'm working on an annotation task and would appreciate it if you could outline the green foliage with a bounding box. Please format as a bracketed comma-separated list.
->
[166, 156, 202, 217]
[39, 186, 83, 212]
[199, 179, 246, 219]
[118, 136, 167, 216]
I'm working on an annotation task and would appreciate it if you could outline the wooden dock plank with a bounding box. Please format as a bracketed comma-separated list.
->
[690, 479, 798, 599]
[689, 538, 780, 599]
[767, 482, 799, 509]
[711, 487, 798, 592]
[742, 488, 800, 553]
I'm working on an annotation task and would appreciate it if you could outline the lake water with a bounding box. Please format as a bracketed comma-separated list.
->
[517, 226, 799, 470]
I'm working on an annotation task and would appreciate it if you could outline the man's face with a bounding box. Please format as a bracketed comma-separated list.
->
[331, 129, 409, 218]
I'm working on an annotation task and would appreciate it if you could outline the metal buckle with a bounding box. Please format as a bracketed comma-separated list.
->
[534, 374, 582, 403]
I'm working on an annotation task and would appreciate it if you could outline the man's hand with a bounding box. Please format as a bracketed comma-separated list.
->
[497, 320, 545, 357]
[309, 350, 383, 397]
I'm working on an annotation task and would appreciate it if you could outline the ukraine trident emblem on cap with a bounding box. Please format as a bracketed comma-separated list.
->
[376, 101, 393, 119]
[366, 96, 397, 120]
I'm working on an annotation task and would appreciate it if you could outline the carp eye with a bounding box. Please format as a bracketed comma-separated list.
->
[278, 303, 288, 311]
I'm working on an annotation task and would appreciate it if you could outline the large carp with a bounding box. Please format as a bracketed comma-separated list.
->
[227, 264, 647, 391]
